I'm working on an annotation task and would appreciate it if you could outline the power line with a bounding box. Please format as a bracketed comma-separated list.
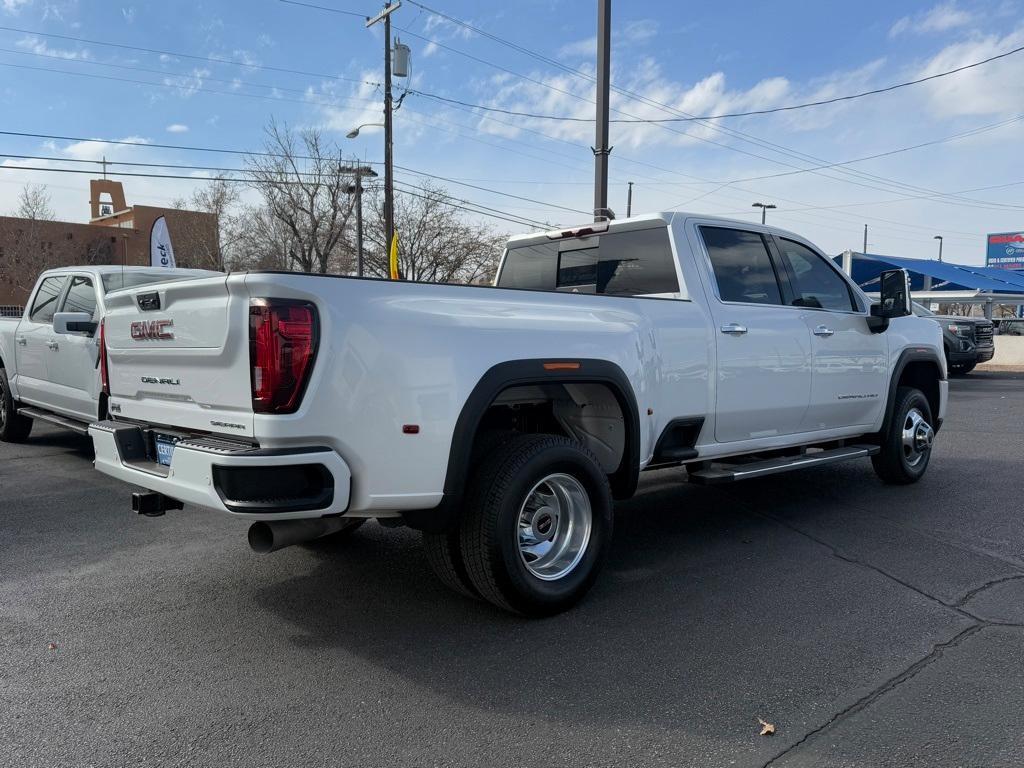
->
[0, 23, 378, 85]
[0, 162, 553, 229]
[0, 60, 381, 113]
[407, 45, 1024, 122]
[378, 3, 1024, 211]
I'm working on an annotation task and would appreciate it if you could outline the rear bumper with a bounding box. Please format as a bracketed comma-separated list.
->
[88, 421, 351, 520]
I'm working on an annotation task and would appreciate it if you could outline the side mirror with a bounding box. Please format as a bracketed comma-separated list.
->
[874, 269, 912, 319]
[53, 311, 97, 336]
[867, 269, 911, 333]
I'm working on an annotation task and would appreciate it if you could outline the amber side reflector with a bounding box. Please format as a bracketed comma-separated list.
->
[402, 424, 420, 434]
[543, 362, 581, 371]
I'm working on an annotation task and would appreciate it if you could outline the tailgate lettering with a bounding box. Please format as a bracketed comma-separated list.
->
[131, 320, 174, 340]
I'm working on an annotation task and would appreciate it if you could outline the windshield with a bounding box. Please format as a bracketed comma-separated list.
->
[101, 270, 207, 294]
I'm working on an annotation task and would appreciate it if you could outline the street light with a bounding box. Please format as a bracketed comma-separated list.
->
[934, 235, 944, 262]
[346, 123, 384, 139]
[752, 202, 777, 224]
[346, 166, 379, 278]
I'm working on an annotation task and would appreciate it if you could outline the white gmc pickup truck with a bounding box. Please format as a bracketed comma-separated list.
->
[0, 266, 211, 441]
[88, 213, 946, 615]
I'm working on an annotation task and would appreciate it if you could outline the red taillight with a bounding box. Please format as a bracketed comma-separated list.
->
[249, 299, 319, 414]
[99, 319, 110, 396]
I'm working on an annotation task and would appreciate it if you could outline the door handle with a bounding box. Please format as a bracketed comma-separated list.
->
[720, 323, 748, 335]
[16, 336, 27, 346]
[813, 325, 835, 337]
[47, 340, 59, 350]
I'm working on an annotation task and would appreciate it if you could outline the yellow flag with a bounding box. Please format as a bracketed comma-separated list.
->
[389, 231, 400, 280]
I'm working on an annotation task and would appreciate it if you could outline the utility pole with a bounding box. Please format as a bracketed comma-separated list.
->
[626, 181, 633, 218]
[863, 224, 868, 254]
[593, 0, 612, 221]
[348, 166, 377, 277]
[367, 2, 400, 255]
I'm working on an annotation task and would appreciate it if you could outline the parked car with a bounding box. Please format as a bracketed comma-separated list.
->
[0, 266, 214, 442]
[996, 318, 1024, 336]
[911, 302, 994, 374]
[88, 213, 946, 615]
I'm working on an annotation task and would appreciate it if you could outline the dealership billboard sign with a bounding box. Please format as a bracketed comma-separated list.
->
[987, 232, 1024, 270]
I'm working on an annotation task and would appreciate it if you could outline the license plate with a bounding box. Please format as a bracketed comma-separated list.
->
[155, 437, 176, 467]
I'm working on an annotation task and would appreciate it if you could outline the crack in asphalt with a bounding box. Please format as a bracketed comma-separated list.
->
[747, 508, 982, 621]
[737, 506, 1024, 766]
[759, 624, 987, 768]
[953, 573, 1024, 607]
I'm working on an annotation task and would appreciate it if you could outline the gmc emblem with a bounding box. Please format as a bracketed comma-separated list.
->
[131, 320, 174, 340]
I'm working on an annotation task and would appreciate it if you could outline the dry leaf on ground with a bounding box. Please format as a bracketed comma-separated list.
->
[758, 717, 776, 736]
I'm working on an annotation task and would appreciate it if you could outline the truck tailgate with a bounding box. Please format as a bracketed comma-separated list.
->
[102, 275, 255, 439]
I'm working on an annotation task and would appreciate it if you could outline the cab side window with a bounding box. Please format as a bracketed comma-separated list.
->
[700, 226, 783, 305]
[776, 239, 856, 312]
[28, 276, 68, 324]
[62, 276, 99, 320]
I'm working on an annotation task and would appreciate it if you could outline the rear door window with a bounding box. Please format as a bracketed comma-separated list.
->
[28, 275, 68, 324]
[61, 275, 99, 320]
[498, 226, 679, 296]
[700, 227, 784, 305]
[776, 239, 857, 312]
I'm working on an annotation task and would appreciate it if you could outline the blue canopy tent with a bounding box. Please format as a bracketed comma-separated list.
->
[836, 252, 1024, 318]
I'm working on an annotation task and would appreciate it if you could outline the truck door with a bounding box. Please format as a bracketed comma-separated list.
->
[772, 237, 887, 431]
[46, 274, 101, 420]
[14, 275, 68, 406]
[697, 226, 813, 443]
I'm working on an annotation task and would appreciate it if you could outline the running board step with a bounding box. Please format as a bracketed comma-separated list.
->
[687, 444, 880, 485]
[16, 407, 90, 435]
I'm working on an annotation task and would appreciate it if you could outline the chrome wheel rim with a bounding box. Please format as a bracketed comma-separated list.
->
[901, 407, 933, 467]
[516, 473, 592, 581]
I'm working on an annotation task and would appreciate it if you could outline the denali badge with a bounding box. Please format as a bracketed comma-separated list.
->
[141, 376, 181, 386]
[131, 319, 174, 340]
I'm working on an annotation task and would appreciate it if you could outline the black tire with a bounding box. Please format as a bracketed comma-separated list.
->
[0, 367, 32, 443]
[872, 386, 934, 485]
[423, 528, 480, 600]
[459, 434, 613, 616]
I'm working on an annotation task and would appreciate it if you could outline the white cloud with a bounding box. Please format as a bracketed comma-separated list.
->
[121, 6, 134, 23]
[915, 24, 1024, 117]
[422, 41, 439, 57]
[622, 19, 658, 43]
[165, 124, 189, 133]
[2, 0, 31, 14]
[890, 1, 974, 37]
[60, 136, 150, 161]
[424, 13, 474, 41]
[161, 67, 211, 98]
[558, 37, 596, 59]
[17, 34, 89, 60]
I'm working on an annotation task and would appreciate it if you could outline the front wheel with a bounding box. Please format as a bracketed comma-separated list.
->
[459, 434, 613, 616]
[0, 367, 32, 443]
[872, 386, 934, 485]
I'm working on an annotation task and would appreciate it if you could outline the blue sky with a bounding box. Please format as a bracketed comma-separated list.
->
[1, 0, 1023, 263]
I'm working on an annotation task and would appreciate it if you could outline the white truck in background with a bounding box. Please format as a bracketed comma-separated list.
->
[88, 213, 947, 615]
[0, 266, 212, 442]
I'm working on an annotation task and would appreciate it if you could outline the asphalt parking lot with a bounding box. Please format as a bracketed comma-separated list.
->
[2, 372, 1023, 768]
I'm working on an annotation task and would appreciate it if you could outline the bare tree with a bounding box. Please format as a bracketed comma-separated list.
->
[14, 183, 55, 221]
[172, 176, 242, 270]
[229, 204, 299, 272]
[244, 120, 357, 274]
[363, 182, 506, 284]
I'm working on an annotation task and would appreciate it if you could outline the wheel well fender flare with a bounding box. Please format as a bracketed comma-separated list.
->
[443, 358, 641, 503]
[882, 348, 945, 435]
